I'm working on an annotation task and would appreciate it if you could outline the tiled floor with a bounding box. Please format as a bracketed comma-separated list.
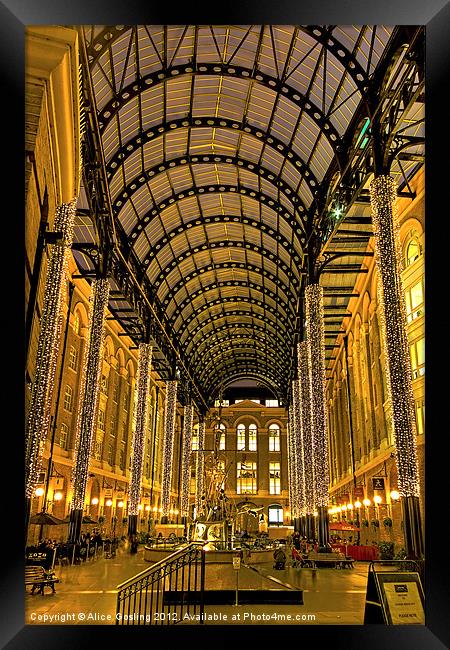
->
[25, 544, 370, 626]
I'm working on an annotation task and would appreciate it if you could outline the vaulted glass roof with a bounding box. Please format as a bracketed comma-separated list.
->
[74, 25, 424, 405]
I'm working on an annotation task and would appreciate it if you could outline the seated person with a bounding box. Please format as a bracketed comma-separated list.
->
[273, 546, 286, 570]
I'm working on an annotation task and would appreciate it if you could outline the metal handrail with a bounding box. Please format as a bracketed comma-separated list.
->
[116, 541, 205, 625]
[116, 541, 201, 590]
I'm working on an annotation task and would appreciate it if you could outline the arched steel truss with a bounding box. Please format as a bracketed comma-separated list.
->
[74, 24, 424, 409]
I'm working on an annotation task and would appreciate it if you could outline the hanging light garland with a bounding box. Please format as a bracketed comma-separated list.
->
[292, 377, 305, 518]
[305, 283, 330, 509]
[298, 341, 315, 515]
[70, 277, 110, 511]
[128, 343, 153, 516]
[160, 380, 178, 518]
[25, 200, 76, 499]
[180, 403, 194, 518]
[195, 419, 206, 518]
[287, 403, 297, 519]
[370, 175, 420, 497]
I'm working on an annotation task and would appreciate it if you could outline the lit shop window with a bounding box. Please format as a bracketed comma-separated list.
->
[237, 462, 257, 494]
[215, 423, 226, 450]
[268, 504, 283, 526]
[268, 424, 280, 451]
[248, 424, 257, 451]
[266, 399, 279, 407]
[269, 462, 281, 495]
[410, 337, 425, 380]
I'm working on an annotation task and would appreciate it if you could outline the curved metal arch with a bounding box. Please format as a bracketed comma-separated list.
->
[122, 184, 307, 250]
[96, 64, 344, 160]
[185, 318, 287, 359]
[160, 260, 300, 313]
[149, 240, 302, 298]
[193, 337, 291, 377]
[173, 294, 292, 343]
[168, 279, 296, 328]
[86, 25, 370, 102]
[204, 360, 285, 397]
[105, 117, 320, 204]
[142, 216, 303, 280]
[190, 328, 289, 367]
[197, 347, 289, 388]
[200, 352, 287, 387]
[222, 373, 281, 398]
[178, 306, 294, 353]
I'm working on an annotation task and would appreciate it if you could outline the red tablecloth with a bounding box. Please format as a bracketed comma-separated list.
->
[331, 544, 379, 561]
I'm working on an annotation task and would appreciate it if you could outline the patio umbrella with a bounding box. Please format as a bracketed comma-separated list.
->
[29, 511, 66, 526]
[329, 521, 360, 531]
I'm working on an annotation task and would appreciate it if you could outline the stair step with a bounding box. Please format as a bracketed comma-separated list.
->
[163, 589, 303, 605]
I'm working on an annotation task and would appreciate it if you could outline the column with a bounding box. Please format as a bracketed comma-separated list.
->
[370, 175, 424, 559]
[68, 277, 110, 543]
[298, 341, 315, 541]
[292, 374, 305, 533]
[128, 343, 153, 537]
[305, 284, 330, 549]
[287, 405, 297, 531]
[25, 200, 76, 522]
[180, 403, 194, 532]
[160, 380, 178, 522]
[195, 419, 206, 520]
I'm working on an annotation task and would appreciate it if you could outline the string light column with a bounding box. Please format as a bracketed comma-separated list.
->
[25, 200, 76, 524]
[68, 277, 109, 543]
[305, 283, 330, 550]
[370, 175, 424, 558]
[195, 419, 206, 520]
[160, 380, 178, 522]
[180, 403, 194, 532]
[128, 343, 153, 537]
[298, 341, 316, 542]
[287, 405, 297, 532]
[292, 377, 305, 534]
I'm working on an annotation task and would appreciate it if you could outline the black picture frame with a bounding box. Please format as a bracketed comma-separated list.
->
[4, 1, 449, 648]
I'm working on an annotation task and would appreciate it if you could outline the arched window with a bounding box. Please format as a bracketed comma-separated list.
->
[248, 423, 257, 451]
[404, 233, 422, 268]
[72, 311, 80, 336]
[268, 504, 283, 526]
[268, 424, 280, 452]
[191, 423, 199, 451]
[237, 424, 246, 451]
[63, 385, 73, 412]
[215, 423, 226, 450]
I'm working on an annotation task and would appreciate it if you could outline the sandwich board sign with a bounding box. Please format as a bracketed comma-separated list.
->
[364, 564, 424, 624]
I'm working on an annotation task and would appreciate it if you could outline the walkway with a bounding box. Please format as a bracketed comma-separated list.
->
[25, 545, 370, 626]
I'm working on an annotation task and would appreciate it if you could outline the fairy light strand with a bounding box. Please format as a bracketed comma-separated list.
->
[128, 344, 153, 516]
[160, 380, 178, 517]
[292, 378, 305, 518]
[305, 283, 330, 508]
[195, 420, 206, 517]
[370, 175, 420, 497]
[70, 278, 110, 511]
[298, 341, 315, 514]
[287, 406, 296, 520]
[180, 404, 194, 518]
[25, 200, 76, 498]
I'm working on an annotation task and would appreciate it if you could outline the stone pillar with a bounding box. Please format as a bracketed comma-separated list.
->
[68, 277, 109, 544]
[160, 380, 178, 522]
[128, 343, 153, 538]
[25, 201, 76, 522]
[305, 284, 330, 550]
[370, 175, 424, 559]
[287, 406, 296, 525]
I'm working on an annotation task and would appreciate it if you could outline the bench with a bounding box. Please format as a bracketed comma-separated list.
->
[25, 566, 59, 595]
[302, 552, 353, 569]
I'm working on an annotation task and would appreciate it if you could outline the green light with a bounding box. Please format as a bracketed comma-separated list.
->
[356, 117, 370, 148]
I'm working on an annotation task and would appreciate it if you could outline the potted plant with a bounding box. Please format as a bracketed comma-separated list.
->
[98, 515, 105, 525]
[122, 516, 128, 525]
[378, 541, 394, 560]
[371, 519, 380, 528]
[383, 517, 393, 527]
[361, 519, 369, 527]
